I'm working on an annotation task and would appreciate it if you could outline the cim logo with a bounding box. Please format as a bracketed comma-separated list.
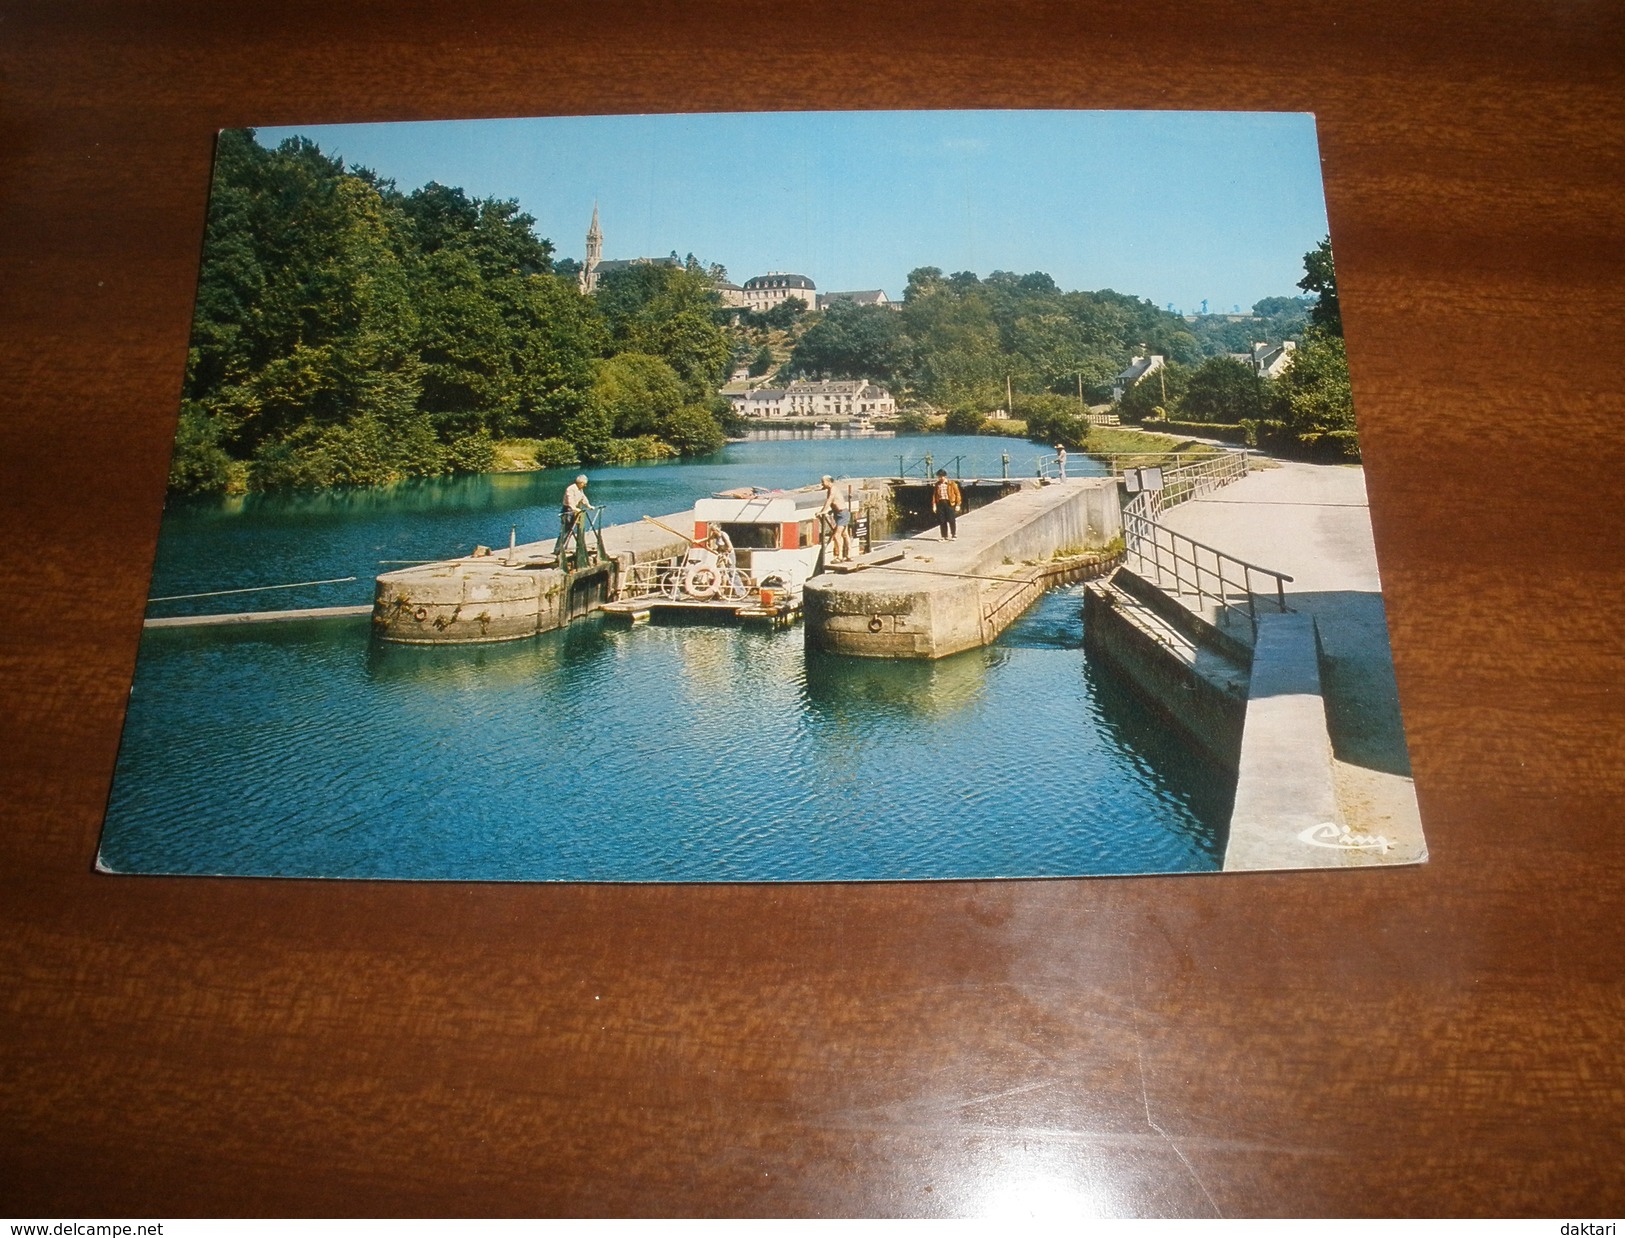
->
[1296, 822, 1392, 854]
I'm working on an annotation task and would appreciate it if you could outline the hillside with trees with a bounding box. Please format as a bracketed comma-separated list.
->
[171, 130, 733, 494]
[173, 129, 1352, 493]
[781, 268, 1204, 406]
[1119, 238, 1357, 460]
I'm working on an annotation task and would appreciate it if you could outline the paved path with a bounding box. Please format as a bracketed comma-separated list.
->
[1160, 461, 1427, 862]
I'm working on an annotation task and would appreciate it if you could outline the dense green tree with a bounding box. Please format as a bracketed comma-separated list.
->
[658, 404, 727, 456]
[591, 353, 685, 437]
[900, 275, 1004, 407]
[176, 130, 621, 491]
[167, 402, 237, 493]
[597, 262, 732, 398]
[1017, 395, 1089, 449]
[748, 345, 775, 377]
[789, 300, 911, 382]
[1276, 332, 1355, 440]
[1180, 356, 1260, 423]
[411, 246, 515, 436]
[762, 296, 809, 329]
[1299, 237, 1342, 337]
[943, 407, 988, 435]
[504, 273, 606, 441]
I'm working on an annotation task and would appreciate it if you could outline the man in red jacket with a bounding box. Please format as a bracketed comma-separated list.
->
[933, 469, 962, 541]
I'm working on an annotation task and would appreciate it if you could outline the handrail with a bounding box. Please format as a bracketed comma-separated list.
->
[1098, 449, 1242, 462]
[1121, 505, 1292, 624]
[558, 504, 609, 572]
[897, 452, 936, 480]
[1126, 515, 1293, 583]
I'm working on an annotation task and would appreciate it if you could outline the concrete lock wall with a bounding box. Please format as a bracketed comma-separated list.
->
[373, 517, 695, 644]
[373, 560, 617, 644]
[804, 570, 982, 658]
[1081, 582, 1248, 769]
[805, 479, 1123, 659]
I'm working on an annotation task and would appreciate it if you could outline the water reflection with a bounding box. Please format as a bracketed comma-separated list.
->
[1080, 654, 1233, 859]
[803, 646, 990, 723]
[363, 613, 619, 689]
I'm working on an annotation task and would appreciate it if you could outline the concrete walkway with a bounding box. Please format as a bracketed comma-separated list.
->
[1159, 462, 1427, 867]
[805, 478, 1122, 658]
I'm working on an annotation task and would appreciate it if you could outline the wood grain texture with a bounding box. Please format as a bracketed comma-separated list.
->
[2, 0, 1622, 1217]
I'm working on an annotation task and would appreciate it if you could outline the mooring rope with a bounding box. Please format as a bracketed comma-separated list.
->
[146, 576, 357, 603]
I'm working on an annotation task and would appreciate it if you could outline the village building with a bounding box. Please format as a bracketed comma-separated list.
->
[574, 206, 692, 296]
[728, 379, 896, 420]
[740, 273, 816, 313]
[1112, 355, 1166, 402]
[577, 205, 604, 295]
[815, 289, 891, 311]
[1248, 340, 1298, 378]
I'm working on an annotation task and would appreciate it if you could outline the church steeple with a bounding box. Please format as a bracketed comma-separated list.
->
[579, 203, 603, 294]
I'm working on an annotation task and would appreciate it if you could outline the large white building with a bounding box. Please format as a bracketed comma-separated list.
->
[739, 273, 816, 313]
[729, 379, 896, 421]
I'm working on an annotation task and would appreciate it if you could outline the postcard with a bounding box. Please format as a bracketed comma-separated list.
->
[98, 110, 1426, 881]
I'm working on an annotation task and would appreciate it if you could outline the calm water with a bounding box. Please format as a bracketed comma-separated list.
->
[105, 435, 1230, 881]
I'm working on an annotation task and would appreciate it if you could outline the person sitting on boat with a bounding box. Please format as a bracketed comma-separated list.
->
[560, 474, 593, 546]
[819, 475, 853, 563]
[933, 469, 962, 541]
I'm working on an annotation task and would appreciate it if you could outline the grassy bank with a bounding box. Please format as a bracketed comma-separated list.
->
[1083, 426, 1226, 469]
[491, 436, 679, 473]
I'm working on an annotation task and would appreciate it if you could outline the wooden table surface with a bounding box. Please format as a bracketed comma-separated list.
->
[3, 0, 1622, 1218]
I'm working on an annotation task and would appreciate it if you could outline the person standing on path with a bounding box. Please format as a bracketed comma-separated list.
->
[933, 469, 962, 541]
[820, 475, 853, 562]
[1055, 443, 1067, 480]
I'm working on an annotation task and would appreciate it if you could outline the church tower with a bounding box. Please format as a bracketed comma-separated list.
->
[579, 203, 602, 294]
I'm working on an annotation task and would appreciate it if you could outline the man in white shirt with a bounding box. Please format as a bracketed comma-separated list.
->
[560, 474, 592, 546]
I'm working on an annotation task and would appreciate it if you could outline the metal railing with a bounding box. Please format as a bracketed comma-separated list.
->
[1104, 448, 1248, 497]
[618, 554, 753, 602]
[898, 452, 936, 480]
[557, 505, 610, 572]
[1120, 493, 1292, 625]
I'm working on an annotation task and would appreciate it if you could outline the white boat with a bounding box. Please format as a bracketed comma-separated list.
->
[605, 489, 832, 624]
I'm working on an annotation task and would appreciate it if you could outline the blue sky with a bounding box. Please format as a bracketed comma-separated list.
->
[254, 111, 1329, 313]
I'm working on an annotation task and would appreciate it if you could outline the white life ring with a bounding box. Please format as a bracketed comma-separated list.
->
[683, 564, 721, 599]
